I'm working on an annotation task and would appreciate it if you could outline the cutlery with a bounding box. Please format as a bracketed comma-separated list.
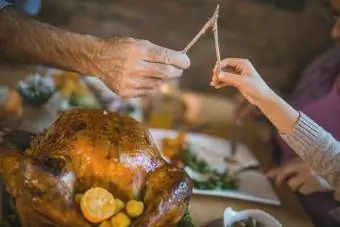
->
[226, 98, 255, 163]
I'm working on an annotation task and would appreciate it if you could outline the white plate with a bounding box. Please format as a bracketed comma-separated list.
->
[149, 128, 281, 206]
[223, 207, 282, 227]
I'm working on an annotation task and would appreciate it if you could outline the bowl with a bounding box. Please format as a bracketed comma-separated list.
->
[223, 207, 282, 227]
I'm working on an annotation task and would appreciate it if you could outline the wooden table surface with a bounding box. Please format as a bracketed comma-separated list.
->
[184, 121, 315, 227]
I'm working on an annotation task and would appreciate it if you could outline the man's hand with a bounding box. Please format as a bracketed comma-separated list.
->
[0, 8, 189, 99]
[266, 157, 332, 195]
[89, 37, 190, 98]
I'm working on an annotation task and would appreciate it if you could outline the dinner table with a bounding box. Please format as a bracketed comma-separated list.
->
[144, 88, 315, 227]
[0, 66, 315, 226]
[0, 62, 317, 227]
[174, 120, 315, 227]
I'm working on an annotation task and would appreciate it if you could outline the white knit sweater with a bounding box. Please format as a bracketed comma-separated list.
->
[281, 112, 340, 222]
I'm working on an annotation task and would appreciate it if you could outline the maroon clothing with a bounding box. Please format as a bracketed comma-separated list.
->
[277, 85, 340, 164]
[290, 45, 340, 109]
[274, 45, 340, 227]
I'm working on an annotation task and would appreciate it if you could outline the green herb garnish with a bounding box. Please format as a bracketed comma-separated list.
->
[177, 208, 195, 227]
[180, 148, 238, 191]
[181, 148, 211, 174]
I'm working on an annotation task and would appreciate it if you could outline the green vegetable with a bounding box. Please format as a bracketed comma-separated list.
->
[68, 91, 102, 109]
[196, 160, 211, 173]
[193, 175, 238, 191]
[17, 74, 56, 107]
[193, 180, 215, 190]
[181, 148, 192, 166]
[180, 148, 238, 191]
[177, 208, 195, 227]
[181, 149, 211, 174]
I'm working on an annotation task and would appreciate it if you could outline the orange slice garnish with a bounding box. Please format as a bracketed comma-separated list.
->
[80, 187, 116, 223]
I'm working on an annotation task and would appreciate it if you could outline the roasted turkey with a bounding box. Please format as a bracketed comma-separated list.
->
[0, 109, 193, 227]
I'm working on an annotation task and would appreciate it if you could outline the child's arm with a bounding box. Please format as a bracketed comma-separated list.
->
[213, 58, 340, 193]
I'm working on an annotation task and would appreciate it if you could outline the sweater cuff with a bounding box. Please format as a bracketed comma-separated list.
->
[280, 112, 324, 157]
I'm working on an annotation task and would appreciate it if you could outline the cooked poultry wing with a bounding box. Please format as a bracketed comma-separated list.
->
[0, 109, 193, 227]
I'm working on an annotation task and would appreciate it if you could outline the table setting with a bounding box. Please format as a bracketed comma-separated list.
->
[0, 63, 315, 226]
[0, 5, 314, 226]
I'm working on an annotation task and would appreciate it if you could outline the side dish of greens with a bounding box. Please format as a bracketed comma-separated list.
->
[180, 148, 238, 191]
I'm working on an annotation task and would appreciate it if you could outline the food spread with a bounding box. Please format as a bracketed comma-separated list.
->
[0, 109, 193, 226]
[161, 132, 238, 191]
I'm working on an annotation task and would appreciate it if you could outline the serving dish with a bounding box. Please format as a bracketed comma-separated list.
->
[149, 129, 281, 206]
[223, 207, 282, 227]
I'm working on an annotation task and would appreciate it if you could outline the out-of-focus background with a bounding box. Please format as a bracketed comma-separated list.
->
[0, 0, 333, 97]
[0, 1, 336, 226]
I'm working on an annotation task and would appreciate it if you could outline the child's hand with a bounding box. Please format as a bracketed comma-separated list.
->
[211, 58, 273, 107]
[266, 157, 332, 195]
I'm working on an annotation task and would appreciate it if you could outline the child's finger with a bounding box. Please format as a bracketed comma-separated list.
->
[266, 167, 281, 178]
[214, 82, 232, 89]
[212, 66, 220, 84]
[211, 68, 220, 86]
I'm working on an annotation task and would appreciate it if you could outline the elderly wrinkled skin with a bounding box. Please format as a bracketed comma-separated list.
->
[0, 109, 193, 227]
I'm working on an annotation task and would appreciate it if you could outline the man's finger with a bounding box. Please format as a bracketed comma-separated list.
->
[151, 62, 183, 79]
[144, 43, 190, 69]
[138, 61, 183, 79]
[134, 88, 158, 97]
[132, 78, 163, 89]
[120, 88, 157, 99]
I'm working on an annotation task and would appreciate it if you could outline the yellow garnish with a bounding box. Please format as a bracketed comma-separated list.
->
[126, 200, 144, 218]
[74, 193, 83, 203]
[111, 212, 131, 227]
[114, 199, 125, 215]
[80, 187, 116, 224]
[99, 220, 112, 227]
